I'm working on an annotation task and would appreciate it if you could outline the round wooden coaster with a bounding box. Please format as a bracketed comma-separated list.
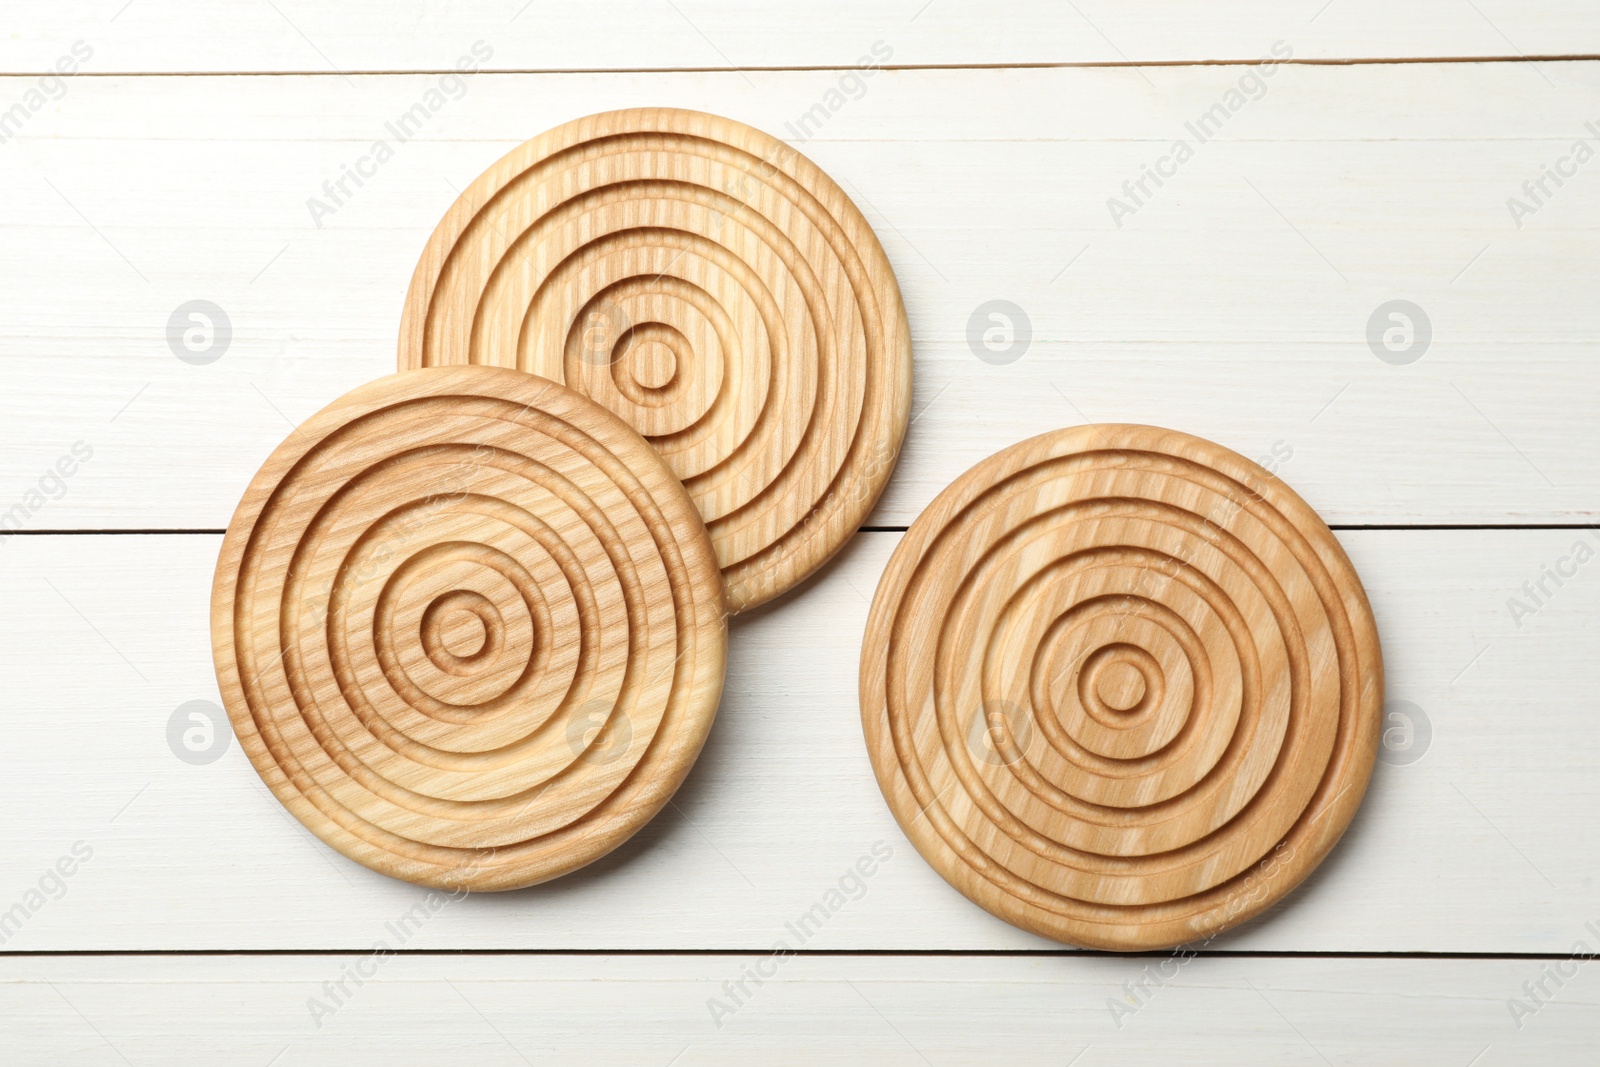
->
[397, 107, 913, 613]
[859, 425, 1383, 950]
[211, 366, 727, 891]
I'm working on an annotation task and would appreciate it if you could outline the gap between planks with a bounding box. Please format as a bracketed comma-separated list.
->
[0, 54, 1596, 78]
[0, 948, 1588, 960]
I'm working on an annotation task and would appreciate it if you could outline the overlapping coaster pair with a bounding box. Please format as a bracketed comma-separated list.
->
[212, 107, 1383, 951]
[212, 109, 912, 891]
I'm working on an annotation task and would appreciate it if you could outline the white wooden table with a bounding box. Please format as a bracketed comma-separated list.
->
[3, 4, 1598, 1063]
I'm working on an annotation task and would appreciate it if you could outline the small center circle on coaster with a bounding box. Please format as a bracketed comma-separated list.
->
[212, 366, 728, 891]
[860, 424, 1384, 950]
[397, 108, 913, 612]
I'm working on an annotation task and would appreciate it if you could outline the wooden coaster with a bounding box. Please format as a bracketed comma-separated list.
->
[397, 108, 913, 613]
[859, 425, 1383, 950]
[211, 366, 727, 891]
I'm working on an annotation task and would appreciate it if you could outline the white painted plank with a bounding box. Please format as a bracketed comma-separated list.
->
[0, 528, 1595, 952]
[2, 64, 1598, 528]
[2, 954, 1594, 1065]
[3, 1, 1598, 73]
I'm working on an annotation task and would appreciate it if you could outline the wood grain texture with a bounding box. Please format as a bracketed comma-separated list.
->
[397, 108, 912, 612]
[4, 64, 1599, 529]
[861, 426, 1382, 950]
[0, 528, 1592, 952]
[6, 954, 1594, 1065]
[5, 2, 1600, 72]
[210, 366, 727, 891]
[0, 5, 1594, 1053]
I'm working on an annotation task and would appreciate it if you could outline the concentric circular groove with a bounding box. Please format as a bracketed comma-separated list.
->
[211, 367, 727, 891]
[859, 425, 1383, 950]
[398, 108, 914, 612]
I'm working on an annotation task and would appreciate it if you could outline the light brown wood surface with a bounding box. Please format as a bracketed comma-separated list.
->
[859, 425, 1384, 950]
[397, 107, 913, 613]
[210, 366, 727, 891]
